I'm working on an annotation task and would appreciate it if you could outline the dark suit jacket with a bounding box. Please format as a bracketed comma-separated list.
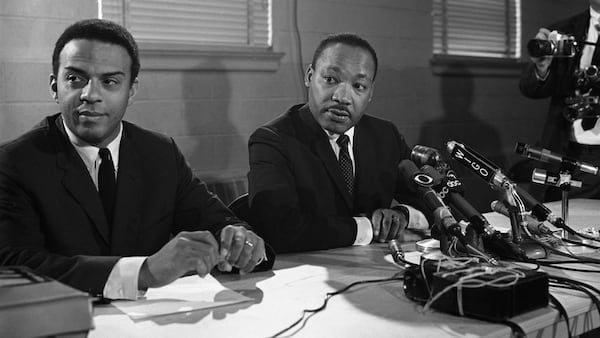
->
[248, 104, 420, 253]
[0, 114, 242, 295]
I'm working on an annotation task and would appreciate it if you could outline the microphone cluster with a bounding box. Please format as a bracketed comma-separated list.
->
[398, 141, 600, 260]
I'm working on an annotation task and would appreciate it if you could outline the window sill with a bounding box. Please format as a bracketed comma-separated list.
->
[431, 55, 525, 77]
[138, 42, 285, 72]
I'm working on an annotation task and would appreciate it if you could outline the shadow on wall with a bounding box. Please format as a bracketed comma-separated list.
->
[417, 64, 506, 212]
[181, 62, 247, 205]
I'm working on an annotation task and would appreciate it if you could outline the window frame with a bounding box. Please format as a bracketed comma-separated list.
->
[431, 0, 523, 76]
[99, 0, 284, 71]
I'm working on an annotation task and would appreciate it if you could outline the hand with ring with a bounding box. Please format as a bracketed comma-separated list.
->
[218, 224, 266, 274]
[370, 208, 408, 243]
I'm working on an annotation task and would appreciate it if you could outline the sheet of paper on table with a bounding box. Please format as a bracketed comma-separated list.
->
[112, 274, 252, 320]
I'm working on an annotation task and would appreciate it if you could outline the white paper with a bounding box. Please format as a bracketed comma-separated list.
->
[112, 274, 252, 320]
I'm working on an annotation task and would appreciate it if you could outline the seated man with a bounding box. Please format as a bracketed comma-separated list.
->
[0, 19, 270, 300]
[248, 33, 428, 253]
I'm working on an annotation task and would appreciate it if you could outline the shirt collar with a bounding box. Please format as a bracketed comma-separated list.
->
[62, 117, 123, 169]
[324, 126, 355, 146]
[591, 6, 600, 21]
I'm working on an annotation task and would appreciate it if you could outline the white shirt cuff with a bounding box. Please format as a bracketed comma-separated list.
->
[400, 204, 430, 230]
[103, 256, 147, 300]
[353, 216, 373, 245]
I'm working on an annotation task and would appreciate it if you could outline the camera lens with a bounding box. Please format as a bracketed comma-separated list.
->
[527, 39, 554, 57]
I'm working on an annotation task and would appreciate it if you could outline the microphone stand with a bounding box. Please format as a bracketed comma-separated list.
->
[503, 184, 546, 259]
[531, 167, 583, 240]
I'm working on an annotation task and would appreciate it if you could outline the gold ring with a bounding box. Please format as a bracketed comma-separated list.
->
[244, 240, 254, 247]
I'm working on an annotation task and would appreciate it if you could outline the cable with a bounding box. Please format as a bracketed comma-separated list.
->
[548, 293, 573, 338]
[269, 273, 404, 338]
[560, 238, 600, 249]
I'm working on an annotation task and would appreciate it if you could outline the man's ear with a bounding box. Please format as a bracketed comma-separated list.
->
[304, 64, 314, 87]
[49, 74, 58, 102]
[127, 78, 139, 106]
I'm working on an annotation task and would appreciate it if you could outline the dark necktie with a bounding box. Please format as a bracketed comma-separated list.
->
[98, 148, 116, 225]
[583, 32, 600, 130]
[337, 134, 354, 195]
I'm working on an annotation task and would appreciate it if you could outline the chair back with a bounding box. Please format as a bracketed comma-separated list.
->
[228, 193, 250, 223]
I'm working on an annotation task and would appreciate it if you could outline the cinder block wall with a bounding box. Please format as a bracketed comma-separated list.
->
[0, 0, 588, 208]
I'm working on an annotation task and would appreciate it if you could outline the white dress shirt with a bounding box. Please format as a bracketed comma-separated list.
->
[62, 119, 145, 300]
[324, 127, 428, 245]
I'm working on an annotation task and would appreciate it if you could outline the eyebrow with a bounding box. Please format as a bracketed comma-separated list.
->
[64, 66, 126, 78]
[322, 66, 371, 81]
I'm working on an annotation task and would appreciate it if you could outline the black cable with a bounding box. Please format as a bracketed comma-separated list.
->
[535, 258, 600, 265]
[548, 293, 573, 338]
[561, 238, 600, 249]
[497, 319, 526, 338]
[550, 283, 600, 315]
[269, 273, 404, 338]
[549, 275, 600, 301]
[541, 264, 600, 273]
[558, 223, 600, 243]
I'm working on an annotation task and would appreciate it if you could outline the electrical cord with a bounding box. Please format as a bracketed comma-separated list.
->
[548, 293, 573, 338]
[560, 238, 600, 249]
[269, 273, 404, 338]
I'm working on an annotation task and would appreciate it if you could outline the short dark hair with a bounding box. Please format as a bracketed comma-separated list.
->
[52, 19, 140, 84]
[311, 33, 378, 81]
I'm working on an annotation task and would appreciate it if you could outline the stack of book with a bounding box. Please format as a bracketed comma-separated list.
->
[0, 266, 93, 338]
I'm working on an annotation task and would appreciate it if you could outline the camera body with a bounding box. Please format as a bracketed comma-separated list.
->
[527, 31, 578, 58]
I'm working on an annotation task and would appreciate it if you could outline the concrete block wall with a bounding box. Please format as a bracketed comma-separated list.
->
[0, 0, 589, 208]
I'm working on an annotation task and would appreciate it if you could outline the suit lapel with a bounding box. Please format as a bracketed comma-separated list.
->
[53, 117, 111, 245]
[110, 127, 143, 255]
[298, 105, 353, 209]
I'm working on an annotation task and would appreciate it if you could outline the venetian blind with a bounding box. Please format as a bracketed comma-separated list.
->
[433, 0, 521, 58]
[100, 0, 271, 47]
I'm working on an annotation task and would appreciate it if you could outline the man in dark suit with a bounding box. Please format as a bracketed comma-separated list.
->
[0, 19, 269, 299]
[248, 33, 428, 253]
[520, 0, 600, 200]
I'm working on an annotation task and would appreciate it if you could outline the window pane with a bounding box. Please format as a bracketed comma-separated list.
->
[433, 0, 521, 58]
[100, 0, 271, 47]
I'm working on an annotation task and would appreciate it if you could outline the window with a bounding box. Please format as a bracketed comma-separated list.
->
[98, 0, 281, 71]
[100, 0, 271, 47]
[433, 0, 521, 59]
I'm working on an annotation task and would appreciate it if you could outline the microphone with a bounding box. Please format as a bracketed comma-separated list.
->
[446, 140, 512, 190]
[446, 140, 567, 229]
[411, 145, 446, 169]
[511, 183, 566, 229]
[417, 161, 526, 260]
[490, 200, 555, 236]
[398, 159, 462, 238]
[388, 239, 406, 265]
[420, 165, 496, 237]
[515, 142, 599, 176]
[532, 168, 582, 188]
[412, 145, 497, 236]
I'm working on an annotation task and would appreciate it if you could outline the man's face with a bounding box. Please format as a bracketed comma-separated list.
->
[305, 43, 375, 134]
[50, 39, 137, 147]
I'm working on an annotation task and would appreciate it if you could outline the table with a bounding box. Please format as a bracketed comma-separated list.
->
[90, 200, 600, 338]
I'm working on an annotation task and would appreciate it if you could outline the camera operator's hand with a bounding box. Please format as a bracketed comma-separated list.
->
[531, 28, 553, 78]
